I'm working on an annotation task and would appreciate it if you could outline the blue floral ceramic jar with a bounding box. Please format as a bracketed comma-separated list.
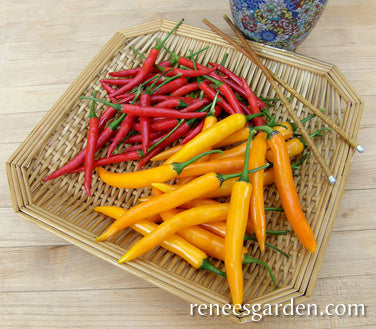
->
[229, 0, 328, 51]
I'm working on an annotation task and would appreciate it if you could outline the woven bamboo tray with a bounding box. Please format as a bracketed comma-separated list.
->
[6, 19, 363, 323]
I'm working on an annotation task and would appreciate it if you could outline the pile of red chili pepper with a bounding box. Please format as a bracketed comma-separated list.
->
[43, 19, 327, 309]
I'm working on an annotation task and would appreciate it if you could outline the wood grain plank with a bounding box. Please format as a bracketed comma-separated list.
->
[0, 275, 373, 328]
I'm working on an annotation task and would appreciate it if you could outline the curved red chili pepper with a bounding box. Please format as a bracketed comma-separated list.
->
[109, 49, 160, 97]
[179, 99, 210, 113]
[122, 130, 164, 144]
[108, 60, 172, 77]
[181, 119, 205, 144]
[158, 67, 215, 78]
[106, 114, 135, 157]
[151, 77, 188, 95]
[110, 19, 184, 98]
[222, 77, 266, 110]
[177, 57, 223, 81]
[208, 62, 242, 86]
[100, 78, 133, 86]
[170, 81, 201, 97]
[153, 98, 185, 109]
[137, 120, 193, 169]
[150, 119, 179, 131]
[70, 151, 142, 173]
[219, 82, 243, 114]
[97, 107, 118, 131]
[198, 81, 236, 115]
[100, 81, 116, 95]
[84, 92, 99, 196]
[240, 76, 265, 126]
[139, 93, 151, 156]
[43, 114, 125, 181]
[121, 104, 206, 119]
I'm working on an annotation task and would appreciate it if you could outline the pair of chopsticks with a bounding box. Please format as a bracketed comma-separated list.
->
[202, 16, 364, 185]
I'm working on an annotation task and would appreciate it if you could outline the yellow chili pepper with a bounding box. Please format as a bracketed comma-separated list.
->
[118, 203, 230, 263]
[248, 132, 268, 253]
[212, 126, 251, 148]
[151, 144, 182, 162]
[201, 220, 227, 238]
[150, 170, 271, 200]
[149, 114, 219, 163]
[95, 206, 225, 277]
[153, 122, 294, 163]
[95, 171, 242, 242]
[178, 156, 245, 178]
[194, 113, 218, 163]
[209, 122, 294, 161]
[177, 198, 220, 209]
[225, 130, 253, 308]
[159, 208, 247, 262]
[151, 165, 277, 200]
[164, 113, 248, 164]
[96, 149, 221, 189]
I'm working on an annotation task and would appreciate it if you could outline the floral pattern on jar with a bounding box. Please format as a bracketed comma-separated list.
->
[229, 0, 328, 51]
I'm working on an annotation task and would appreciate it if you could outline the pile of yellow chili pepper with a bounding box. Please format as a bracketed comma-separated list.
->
[93, 108, 319, 309]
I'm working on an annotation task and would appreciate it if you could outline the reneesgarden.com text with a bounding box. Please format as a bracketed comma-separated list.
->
[190, 299, 366, 321]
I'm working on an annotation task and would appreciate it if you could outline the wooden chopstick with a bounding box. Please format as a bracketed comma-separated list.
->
[202, 17, 337, 184]
[269, 72, 364, 153]
[222, 15, 363, 153]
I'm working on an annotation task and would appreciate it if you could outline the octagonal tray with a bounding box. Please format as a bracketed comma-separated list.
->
[6, 19, 363, 323]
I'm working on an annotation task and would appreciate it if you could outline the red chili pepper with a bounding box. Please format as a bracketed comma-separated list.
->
[100, 82, 118, 103]
[84, 91, 99, 196]
[139, 93, 151, 155]
[209, 62, 243, 86]
[108, 60, 172, 77]
[158, 67, 215, 78]
[239, 102, 253, 116]
[204, 75, 243, 114]
[198, 81, 235, 115]
[108, 67, 158, 78]
[181, 119, 205, 144]
[240, 76, 265, 126]
[151, 77, 188, 95]
[179, 99, 210, 113]
[106, 114, 135, 157]
[177, 57, 223, 81]
[153, 98, 187, 109]
[43, 114, 125, 181]
[100, 81, 116, 95]
[170, 81, 201, 97]
[150, 119, 179, 131]
[110, 19, 184, 98]
[97, 107, 118, 131]
[222, 77, 266, 110]
[221, 77, 248, 98]
[121, 104, 206, 119]
[100, 78, 133, 86]
[137, 120, 193, 169]
[150, 95, 194, 104]
[116, 93, 138, 104]
[106, 86, 143, 157]
[70, 151, 142, 173]
[122, 130, 164, 144]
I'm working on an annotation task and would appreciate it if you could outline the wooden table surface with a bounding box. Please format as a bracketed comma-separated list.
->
[1, 1, 375, 328]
